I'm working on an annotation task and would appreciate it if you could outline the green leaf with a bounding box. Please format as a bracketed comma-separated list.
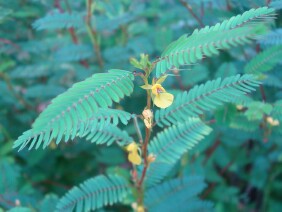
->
[13, 70, 134, 151]
[245, 101, 273, 120]
[149, 118, 212, 164]
[0, 158, 20, 193]
[14, 109, 133, 150]
[33, 11, 84, 30]
[145, 176, 213, 212]
[7, 207, 32, 212]
[155, 74, 260, 127]
[56, 175, 130, 212]
[39, 194, 59, 212]
[244, 45, 282, 74]
[154, 7, 274, 77]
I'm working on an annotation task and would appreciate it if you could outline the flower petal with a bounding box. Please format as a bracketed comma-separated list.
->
[126, 142, 138, 152]
[128, 152, 142, 165]
[156, 75, 168, 84]
[151, 84, 166, 95]
[140, 84, 153, 89]
[153, 93, 174, 108]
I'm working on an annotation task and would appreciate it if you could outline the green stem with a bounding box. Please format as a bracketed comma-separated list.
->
[85, 0, 104, 69]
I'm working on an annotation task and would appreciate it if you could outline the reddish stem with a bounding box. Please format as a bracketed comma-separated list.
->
[201, 161, 234, 198]
[179, 0, 204, 27]
[260, 85, 266, 102]
[203, 140, 221, 165]
[54, 0, 89, 68]
[0, 38, 20, 49]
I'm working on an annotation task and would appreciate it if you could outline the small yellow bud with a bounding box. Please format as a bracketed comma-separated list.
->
[266, 116, 280, 126]
[137, 206, 145, 212]
[236, 105, 244, 110]
[131, 203, 145, 212]
[144, 119, 152, 129]
[49, 140, 57, 149]
[147, 154, 156, 163]
[143, 109, 153, 129]
[142, 109, 153, 119]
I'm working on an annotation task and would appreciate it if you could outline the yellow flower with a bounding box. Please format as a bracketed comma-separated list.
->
[151, 83, 174, 108]
[140, 75, 174, 109]
[126, 142, 142, 165]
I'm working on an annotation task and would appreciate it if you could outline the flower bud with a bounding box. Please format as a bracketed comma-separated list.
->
[266, 116, 280, 126]
[137, 206, 145, 212]
[147, 154, 156, 163]
[142, 109, 153, 119]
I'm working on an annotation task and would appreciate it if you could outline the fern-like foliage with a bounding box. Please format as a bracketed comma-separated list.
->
[270, 0, 282, 9]
[13, 70, 134, 150]
[39, 194, 59, 212]
[33, 11, 84, 30]
[14, 108, 133, 150]
[0, 159, 20, 193]
[149, 118, 212, 164]
[142, 119, 211, 187]
[154, 7, 274, 77]
[144, 176, 212, 212]
[263, 74, 282, 88]
[81, 123, 133, 146]
[244, 45, 282, 74]
[56, 175, 130, 212]
[258, 28, 282, 47]
[155, 74, 260, 127]
[54, 44, 94, 62]
[140, 162, 174, 187]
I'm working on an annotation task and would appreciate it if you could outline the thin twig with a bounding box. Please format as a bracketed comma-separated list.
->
[260, 85, 266, 102]
[201, 160, 234, 198]
[255, 44, 267, 102]
[0, 194, 16, 207]
[226, 0, 232, 10]
[85, 0, 104, 69]
[0, 38, 20, 50]
[0, 73, 34, 110]
[203, 139, 221, 165]
[0, 124, 11, 140]
[133, 116, 143, 144]
[138, 127, 151, 187]
[179, 0, 204, 27]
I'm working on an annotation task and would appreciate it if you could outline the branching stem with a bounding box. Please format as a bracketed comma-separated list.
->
[135, 69, 153, 208]
[179, 0, 204, 27]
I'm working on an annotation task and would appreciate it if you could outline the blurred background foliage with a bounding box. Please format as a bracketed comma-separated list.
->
[0, 0, 282, 211]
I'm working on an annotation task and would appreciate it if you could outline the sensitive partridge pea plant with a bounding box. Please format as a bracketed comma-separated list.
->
[8, 3, 281, 212]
